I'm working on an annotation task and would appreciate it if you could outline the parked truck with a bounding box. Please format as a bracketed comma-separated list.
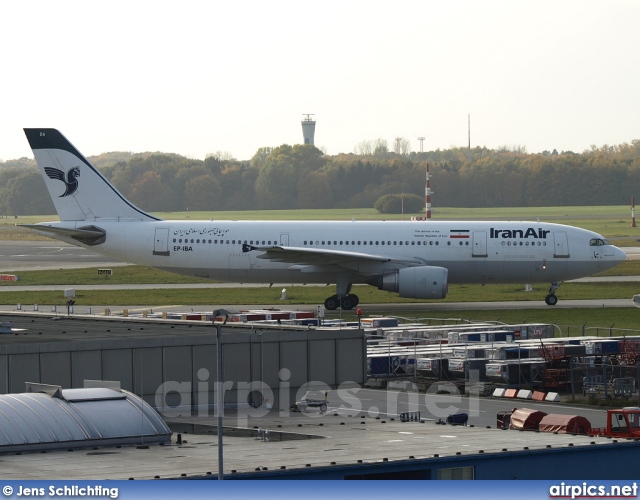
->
[498, 407, 640, 437]
[589, 407, 640, 438]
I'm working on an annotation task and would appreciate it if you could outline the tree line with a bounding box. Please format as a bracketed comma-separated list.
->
[2, 139, 640, 216]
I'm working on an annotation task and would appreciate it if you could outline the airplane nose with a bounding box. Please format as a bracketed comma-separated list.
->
[615, 246, 627, 263]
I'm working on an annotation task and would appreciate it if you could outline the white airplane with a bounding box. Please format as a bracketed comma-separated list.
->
[21, 128, 626, 310]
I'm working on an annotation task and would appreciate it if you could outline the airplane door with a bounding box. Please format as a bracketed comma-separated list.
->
[153, 228, 170, 256]
[280, 234, 289, 246]
[553, 231, 570, 258]
[472, 231, 487, 257]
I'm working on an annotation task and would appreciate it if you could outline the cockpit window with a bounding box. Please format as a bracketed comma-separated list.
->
[590, 238, 610, 246]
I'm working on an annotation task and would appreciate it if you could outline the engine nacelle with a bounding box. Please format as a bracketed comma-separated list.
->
[368, 266, 448, 299]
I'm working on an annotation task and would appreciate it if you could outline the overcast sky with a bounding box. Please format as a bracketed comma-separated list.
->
[1, 0, 639, 161]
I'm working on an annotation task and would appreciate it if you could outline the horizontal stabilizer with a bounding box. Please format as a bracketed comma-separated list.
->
[18, 224, 106, 246]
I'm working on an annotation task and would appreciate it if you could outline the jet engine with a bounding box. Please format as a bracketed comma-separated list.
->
[367, 266, 448, 299]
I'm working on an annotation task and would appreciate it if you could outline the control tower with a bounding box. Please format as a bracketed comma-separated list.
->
[301, 114, 316, 145]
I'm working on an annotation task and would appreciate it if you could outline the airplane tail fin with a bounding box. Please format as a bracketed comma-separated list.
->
[24, 128, 161, 222]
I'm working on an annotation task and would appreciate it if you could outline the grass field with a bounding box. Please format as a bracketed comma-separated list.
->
[1, 205, 639, 335]
[1, 281, 640, 336]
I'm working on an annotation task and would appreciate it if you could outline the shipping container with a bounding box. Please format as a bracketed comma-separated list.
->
[582, 340, 620, 356]
[452, 347, 486, 359]
[416, 357, 449, 378]
[360, 317, 399, 328]
[447, 358, 489, 380]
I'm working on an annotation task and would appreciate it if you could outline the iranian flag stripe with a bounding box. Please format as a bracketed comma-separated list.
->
[450, 229, 470, 239]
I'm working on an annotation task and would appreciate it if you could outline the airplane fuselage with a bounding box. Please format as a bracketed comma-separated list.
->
[37, 219, 623, 286]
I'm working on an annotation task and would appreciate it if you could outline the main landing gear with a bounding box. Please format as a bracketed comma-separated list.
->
[324, 294, 359, 311]
[545, 281, 560, 306]
[324, 275, 359, 310]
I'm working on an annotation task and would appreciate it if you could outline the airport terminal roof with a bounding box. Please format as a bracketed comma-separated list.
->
[0, 410, 635, 480]
[0, 312, 226, 345]
[0, 384, 171, 453]
[0, 311, 325, 346]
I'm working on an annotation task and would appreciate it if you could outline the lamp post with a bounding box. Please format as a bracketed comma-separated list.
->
[257, 330, 264, 408]
[213, 309, 231, 481]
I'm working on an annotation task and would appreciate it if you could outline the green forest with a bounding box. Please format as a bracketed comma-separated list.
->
[2, 139, 640, 216]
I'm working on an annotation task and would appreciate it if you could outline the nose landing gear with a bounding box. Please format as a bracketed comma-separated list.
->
[545, 281, 560, 306]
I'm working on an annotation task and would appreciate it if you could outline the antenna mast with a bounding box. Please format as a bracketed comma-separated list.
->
[468, 113, 471, 161]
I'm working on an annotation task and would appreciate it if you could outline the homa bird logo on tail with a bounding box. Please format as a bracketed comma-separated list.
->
[44, 166, 80, 197]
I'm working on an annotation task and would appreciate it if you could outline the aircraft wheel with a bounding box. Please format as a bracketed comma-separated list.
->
[349, 294, 360, 307]
[324, 296, 339, 310]
[340, 296, 356, 310]
[545, 294, 558, 306]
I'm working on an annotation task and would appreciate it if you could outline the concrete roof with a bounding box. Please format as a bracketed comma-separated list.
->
[0, 409, 630, 480]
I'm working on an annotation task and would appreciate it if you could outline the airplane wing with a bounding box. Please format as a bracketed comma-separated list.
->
[18, 224, 106, 246]
[243, 244, 424, 268]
